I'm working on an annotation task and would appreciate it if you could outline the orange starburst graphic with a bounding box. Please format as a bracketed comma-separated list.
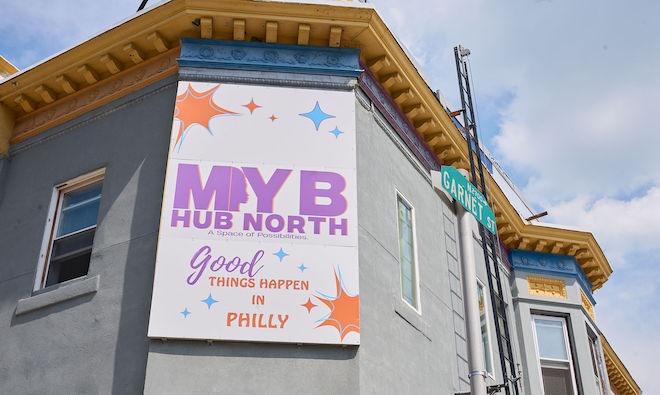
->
[173, 83, 237, 151]
[315, 269, 360, 341]
[243, 98, 262, 114]
[301, 298, 317, 313]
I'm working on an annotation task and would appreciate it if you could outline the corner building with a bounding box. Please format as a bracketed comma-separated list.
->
[0, 1, 641, 394]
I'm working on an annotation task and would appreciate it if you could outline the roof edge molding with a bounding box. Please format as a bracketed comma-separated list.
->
[510, 249, 596, 305]
[178, 38, 361, 76]
[601, 334, 642, 395]
[0, 0, 613, 290]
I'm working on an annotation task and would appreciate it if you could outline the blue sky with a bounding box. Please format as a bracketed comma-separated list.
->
[2, 0, 657, 391]
[371, 0, 659, 391]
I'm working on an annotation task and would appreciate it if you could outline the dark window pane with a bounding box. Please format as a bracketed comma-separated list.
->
[46, 250, 92, 287]
[48, 228, 95, 287]
[541, 365, 574, 395]
[50, 228, 95, 261]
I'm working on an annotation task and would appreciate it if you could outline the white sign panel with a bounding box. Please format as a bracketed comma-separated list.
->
[148, 82, 359, 344]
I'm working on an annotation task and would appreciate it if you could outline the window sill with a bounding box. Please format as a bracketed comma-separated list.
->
[16, 275, 100, 316]
[394, 298, 431, 340]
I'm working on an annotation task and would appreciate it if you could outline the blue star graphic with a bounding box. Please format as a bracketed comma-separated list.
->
[201, 293, 219, 309]
[299, 101, 335, 131]
[273, 248, 289, 262]
[298, 264, 308, 273]
[181, 308, 191, 318]
[329, 126, 344, 138]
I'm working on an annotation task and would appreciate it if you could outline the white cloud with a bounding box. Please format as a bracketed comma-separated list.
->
[372, 0, 660, 390]
[3, 0, 657, 390]
[549, 188, 660, 264]
[0, 0, 138, 68]
[374, 0, 660, 201]
[595, 248, 660, 394]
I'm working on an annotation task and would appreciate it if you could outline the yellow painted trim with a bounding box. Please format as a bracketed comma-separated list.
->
[527, 276, 567, 299]
[11, 49, 179, 145]
[601, 334, 641, 395]
[0, 103, 14, 155]
[487, 171, 612, 290]
[580, 289, 595, 320]
[0, 56, 18, 77]
[0, 0, 614, 291]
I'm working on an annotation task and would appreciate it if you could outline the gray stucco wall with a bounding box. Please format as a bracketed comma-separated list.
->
[1, 76, 464, 394]
[0, 56, 612, 395]
[353, 89, 462, 395]
[0, 77, 176, 394]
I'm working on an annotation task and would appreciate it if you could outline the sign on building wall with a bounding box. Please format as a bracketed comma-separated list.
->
[434, 166, 497, 234]
[148, 81, 359, 345]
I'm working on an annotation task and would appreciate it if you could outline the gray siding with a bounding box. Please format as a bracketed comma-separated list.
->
[1, 79, 464, 394]
[354, 89, 461, 394]
[0, 78, 176, 394]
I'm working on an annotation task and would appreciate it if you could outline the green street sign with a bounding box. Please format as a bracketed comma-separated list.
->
[436, 166, 497, 234]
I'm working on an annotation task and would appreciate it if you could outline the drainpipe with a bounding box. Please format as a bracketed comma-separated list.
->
[457, 200, 487, 395]
[434, 168, 487, 395]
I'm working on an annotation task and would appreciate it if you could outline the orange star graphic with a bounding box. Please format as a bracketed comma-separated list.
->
[173, 84, 237, 151]
[315, 270, 360, 341]
[269, 114, 278, 122]
[243, 98, 262, 114]
[301, 297, 317, 313]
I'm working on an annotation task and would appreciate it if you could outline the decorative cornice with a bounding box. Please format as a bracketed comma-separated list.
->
[358, 65, 441, 171]
[488, 173, 612, 291]
[0, 103, 13, 155]
[0, 0, 613, 292]
[0, 56, 18, 77]
[10, 49, 179, 145]
[580, 289, 595, 320]
[601, 334, 641, 395]
[510, 249, 596, 305]
[178, 38, 361, 77]
[179, 67, 356, 90]
[527, 276, 566, 299]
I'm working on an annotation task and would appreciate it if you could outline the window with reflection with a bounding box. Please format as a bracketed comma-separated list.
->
[532, 315, 578, 395]
[397, 195, 418, 309]
[478, 281, 494, 375]
[37, 170, 104, 289]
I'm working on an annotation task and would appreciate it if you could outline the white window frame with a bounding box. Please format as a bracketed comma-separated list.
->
[35, 168, 105, 291]
[395, 192, 421, 312]
[477, 280, 495, 377]
[531, 314, 578, 395]
[586, 325, 608, 395]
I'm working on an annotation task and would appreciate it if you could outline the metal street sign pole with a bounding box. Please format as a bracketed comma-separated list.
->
[433, 168, 487, 395]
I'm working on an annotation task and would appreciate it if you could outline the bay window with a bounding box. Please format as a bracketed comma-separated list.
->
[532, 315, 578, 395]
